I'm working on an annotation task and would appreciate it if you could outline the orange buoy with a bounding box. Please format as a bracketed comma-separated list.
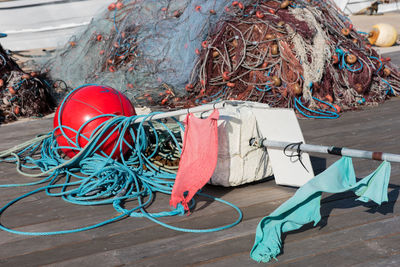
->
[271, 44, 279, 55]
[256, 11, 264, 19]
[354, 83, 364, 94]
[345, 54, 357, 64]
[325, 94, 333, 103]
[281, 0, 291, 9]
[265, 33, 275, 41]
[262, 61, 268, 68]
[13, 105, 20, 115]
[383, 68, 391, 77]
[332, 54, 339, 64]
[277, 21, 285, 28]
[222, 71, 230, 81]
[272, 76, 281, 87]
[293, 83, 302, 95]
[161, 98, 168, 105]
[341, 28, 350, 36]
[333, 104, 341, 113]
[185, 84, 194, 91]
[108, 3, 116, 11]
[8, 87, 16, 95]
[232, 39, 238, 47]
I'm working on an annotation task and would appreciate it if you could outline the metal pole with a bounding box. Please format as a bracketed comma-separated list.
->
[131, 100, 270, 124]
[131, 101, 227, 124]
[262, 139, 400, 163]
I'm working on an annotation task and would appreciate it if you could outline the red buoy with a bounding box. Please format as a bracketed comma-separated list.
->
[54, 85, 136, 159]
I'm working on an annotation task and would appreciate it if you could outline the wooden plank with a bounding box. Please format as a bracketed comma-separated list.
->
[352, 253, 400, 267]
[130, 215, 400, 266]
[274, 232, 400, 267]
[41, 217, 261, 267]
[1, 79, 400, 265]
[9, 184, 397, 266]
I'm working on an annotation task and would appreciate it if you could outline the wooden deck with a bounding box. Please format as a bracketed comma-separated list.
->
[1, 60, 400, 266]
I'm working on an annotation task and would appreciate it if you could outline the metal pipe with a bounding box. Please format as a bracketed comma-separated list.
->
[131, 100, 268, 123]
[131, 101, 227, 124]
[262, 139, 400, 163]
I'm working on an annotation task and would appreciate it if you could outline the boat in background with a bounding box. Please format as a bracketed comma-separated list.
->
[333, 0, 400, 15]
[0, 0, 110, 51]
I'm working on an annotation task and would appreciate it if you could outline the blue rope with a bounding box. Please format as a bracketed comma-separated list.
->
[294, 97, 339, 119]
[369, 56, 383, 74]
[340, 52, 363, 72]
[382, 78, 394, 96]
[293, 84, 339, 119]
[0, 84, 242, 235]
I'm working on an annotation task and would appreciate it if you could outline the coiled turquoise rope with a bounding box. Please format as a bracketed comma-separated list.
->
[0, 84, 242, 235]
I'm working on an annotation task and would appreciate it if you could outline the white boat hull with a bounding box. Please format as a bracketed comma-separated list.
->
[0, 0, 110, 51]
[332, 0, 400, 15]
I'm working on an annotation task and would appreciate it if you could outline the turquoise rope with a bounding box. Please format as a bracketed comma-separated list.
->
[0, 84, 242, 235]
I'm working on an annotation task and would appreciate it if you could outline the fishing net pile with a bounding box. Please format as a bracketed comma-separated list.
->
[0, 44, 54, 124]
[43, 0, 400, 118]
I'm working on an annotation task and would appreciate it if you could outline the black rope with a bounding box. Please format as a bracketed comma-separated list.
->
[283, 142, 309, 173]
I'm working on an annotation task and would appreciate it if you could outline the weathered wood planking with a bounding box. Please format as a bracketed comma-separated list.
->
[1, 99, 400, 264]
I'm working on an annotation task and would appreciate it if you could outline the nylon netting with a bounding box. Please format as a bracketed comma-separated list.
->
[43, 0, 235, 106]
[0, 45, 54, 124]
[42, 0, 400, 118]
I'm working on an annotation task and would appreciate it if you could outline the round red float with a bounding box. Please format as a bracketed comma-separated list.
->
[53, 85, 136, 159]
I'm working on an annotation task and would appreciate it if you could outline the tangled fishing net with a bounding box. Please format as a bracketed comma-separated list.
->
[0, 44, 54, 124]
[42, 0, 400, 119]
